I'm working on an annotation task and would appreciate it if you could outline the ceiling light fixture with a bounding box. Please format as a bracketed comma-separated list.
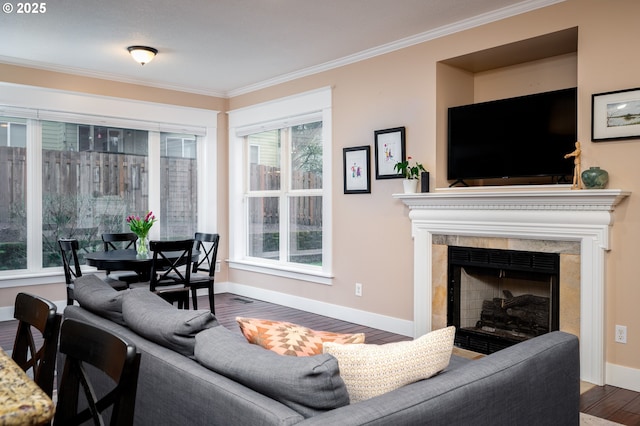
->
[127, 46, 158, 66]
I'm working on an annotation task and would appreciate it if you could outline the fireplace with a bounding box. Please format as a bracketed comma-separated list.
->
[394, 188, 629, 385]
[447, 246, 560, 354]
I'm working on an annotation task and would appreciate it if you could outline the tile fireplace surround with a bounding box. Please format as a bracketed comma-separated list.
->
[394, 188, 629, 386]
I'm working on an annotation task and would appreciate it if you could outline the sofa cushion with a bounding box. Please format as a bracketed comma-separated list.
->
[73, 274, 126, 325]
[195, 325, 350, 418]
[122, 288, 217, 357]
[323, 326, 455, 403]
[236, 317, 365, 356]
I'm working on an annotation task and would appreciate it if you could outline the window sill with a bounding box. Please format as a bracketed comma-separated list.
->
[228, 259, 333, 285]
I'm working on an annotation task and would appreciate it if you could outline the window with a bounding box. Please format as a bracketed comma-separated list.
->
[246, 122, 323, 265]
[0, 119, 26, 147]
[41, 121, 149, 267]
[228, 88, 332, 283]
[0, 83, 217, 283]
[160, 132, 198, 239]
[0, 117, 27, 270]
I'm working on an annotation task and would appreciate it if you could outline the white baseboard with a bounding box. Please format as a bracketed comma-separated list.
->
[7, 283, 638, 394]
[218, 281, 414, 337]
[606, 362, 640, 392]
[0, 305, 15, 322]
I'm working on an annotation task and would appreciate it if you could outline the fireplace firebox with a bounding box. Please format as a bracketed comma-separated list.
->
[447, 246, 560, 354]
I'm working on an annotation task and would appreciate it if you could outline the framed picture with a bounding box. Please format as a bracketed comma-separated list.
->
[343, 146, 371, 194]
[374, 127, 405, 179]
[592, 88, 640, 141]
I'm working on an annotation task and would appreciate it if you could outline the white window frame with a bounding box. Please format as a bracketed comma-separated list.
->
[0, 83, 218, 287]
[228, 87, 333, 284]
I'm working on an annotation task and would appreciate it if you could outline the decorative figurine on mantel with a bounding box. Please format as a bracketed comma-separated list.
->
[564, 141, 582, 189]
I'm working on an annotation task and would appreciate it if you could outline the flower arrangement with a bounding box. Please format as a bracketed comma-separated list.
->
[394, 157, 426, 180]
[126, 211, 157, 257]
[126, 211, 157, 238]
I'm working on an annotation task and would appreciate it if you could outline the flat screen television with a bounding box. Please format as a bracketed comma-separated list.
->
[447, 87, 577, 184]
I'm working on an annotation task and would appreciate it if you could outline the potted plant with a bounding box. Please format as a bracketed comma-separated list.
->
[394, 157, 426, 193]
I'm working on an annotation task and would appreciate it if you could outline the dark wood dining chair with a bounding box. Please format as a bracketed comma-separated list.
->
[54, 318, 141, 426]
[59, 238, 128, 305]
[58, 238, 82, 305]
[12, 292, 62, 398]
[102, 232, 140, 284]
[149, 239, 194, 309]
[189, 233, 220, 312]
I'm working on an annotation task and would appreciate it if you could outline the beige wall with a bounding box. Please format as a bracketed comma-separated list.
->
[229, 0, 640, 372]
[1, 0, 639, 375]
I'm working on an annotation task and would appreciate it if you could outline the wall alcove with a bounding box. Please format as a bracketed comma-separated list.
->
[435, 27, 579, 188]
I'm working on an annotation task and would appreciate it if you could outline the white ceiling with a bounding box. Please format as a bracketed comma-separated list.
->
[0, 0, 560, 98]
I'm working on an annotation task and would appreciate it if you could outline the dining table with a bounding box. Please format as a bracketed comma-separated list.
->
[0, 347, 55, 426]
[85, 248, 200, 282]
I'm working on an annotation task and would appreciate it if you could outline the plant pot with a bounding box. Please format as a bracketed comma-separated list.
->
[402, 179, 418, 193]
[581, 166, 609, 189]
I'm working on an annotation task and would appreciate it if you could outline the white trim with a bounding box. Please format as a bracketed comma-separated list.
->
[0, 1, 562, 98]
[0, 82, 219, 284]
[395, 189, 630, 386]
[606, 363, 640, 393]
[222, 281, 414, 337]
[0, 83, 216, 132]
[228, 87, 331, 124]
[0, 55, 228, 98]
[227, 0, 564, 96]
[26, 119, 43, 271]
[227, 260, 333, 285]
[228, 87, 332, 277]
[235, 111, 323, 137]
[0, 280, 414, 337]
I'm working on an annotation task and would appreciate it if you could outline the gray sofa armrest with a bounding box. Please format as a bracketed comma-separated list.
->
[300, 331, 580, 426]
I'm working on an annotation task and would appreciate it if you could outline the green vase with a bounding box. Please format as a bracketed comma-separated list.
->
[581, 166, 609, 189]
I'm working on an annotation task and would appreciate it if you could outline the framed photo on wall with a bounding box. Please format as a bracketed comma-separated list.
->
[343, 145, 371, 194]
[592, 88, 640, 141]
[374, 127, 405, 179]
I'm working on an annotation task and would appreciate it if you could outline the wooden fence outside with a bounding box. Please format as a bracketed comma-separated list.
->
[0, 146, 196, 267]
[249, 164, 322, 228]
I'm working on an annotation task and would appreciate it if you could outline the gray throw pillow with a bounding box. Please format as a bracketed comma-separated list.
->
[73, 274, 126, 325]
[122, 288, 218, 357]
[194, 326, 349, 418]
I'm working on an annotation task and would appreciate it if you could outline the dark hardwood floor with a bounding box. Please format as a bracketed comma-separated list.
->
[1, 292, 639, 424]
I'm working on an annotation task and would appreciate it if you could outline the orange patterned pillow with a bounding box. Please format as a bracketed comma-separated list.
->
[236, 317, 365, 356]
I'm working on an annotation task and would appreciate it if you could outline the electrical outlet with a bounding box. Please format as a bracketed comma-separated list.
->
[215, 260, 221, 273]
[355, 282, 362, 297]
[615, 325, 627, 344]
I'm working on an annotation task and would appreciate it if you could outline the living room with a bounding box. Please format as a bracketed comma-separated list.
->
[0, 0, 638, 403]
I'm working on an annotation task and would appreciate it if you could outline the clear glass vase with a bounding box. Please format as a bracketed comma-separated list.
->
[136, 235, 149, 258]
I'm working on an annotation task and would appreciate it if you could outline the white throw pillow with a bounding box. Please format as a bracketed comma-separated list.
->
[323, 326, 455, 403]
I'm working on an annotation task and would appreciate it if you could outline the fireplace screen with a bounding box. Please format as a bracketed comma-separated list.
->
[447, 246, 560, 354]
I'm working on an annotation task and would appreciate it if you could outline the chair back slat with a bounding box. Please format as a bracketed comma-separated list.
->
[149, 239, 194, 308]
[192, 232, 220, 277]
[12, 292, 61, 398]
[102, 233, 138, 251]
[54, 318, 141, 426]
[58, 238, 81, 305]
[188, 233, 220, 311]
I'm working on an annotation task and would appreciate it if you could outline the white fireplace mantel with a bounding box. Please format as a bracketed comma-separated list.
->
[394, 188, 630, 385]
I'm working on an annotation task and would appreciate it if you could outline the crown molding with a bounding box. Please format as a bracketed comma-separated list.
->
[1, 0, 565, 99]
[227, 0, 565, 97]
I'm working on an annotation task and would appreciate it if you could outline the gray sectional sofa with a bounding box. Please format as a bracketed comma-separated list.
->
[61, 277, 580, 426]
